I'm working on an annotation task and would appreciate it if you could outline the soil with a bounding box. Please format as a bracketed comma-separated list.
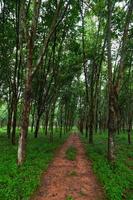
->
[31, 134, 106, 200]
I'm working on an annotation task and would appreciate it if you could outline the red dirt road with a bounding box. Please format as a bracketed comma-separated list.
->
[31, 134, 105, 200]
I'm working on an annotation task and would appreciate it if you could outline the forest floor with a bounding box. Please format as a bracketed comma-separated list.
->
[31, 134, 105, 200]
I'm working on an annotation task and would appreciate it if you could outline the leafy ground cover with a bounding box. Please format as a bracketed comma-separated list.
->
[82, 132, 133, 200]
[65, 146, 77, 161]
[0, 128, 69, 200]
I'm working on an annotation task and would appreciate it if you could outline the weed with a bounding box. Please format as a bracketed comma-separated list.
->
[68, 170, 77, 176]
[81, 133, 133, 200]
[66, 195, 74, 200]
[65, 146, 77, 161]
[0, 128, 68, 200]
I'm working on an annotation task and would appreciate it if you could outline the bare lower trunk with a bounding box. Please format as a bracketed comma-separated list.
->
[31, 105, 35, 133]
[108, 129, 115, 162]
[85, 114, 89, 138]
[60, 123, 63, 138]
[34, 114, 41, 138]
[7, 106, 13, 139]
[50, 109, 54, 142]
[45, 110, 49, 136]
[89, 87, 94, 143]
[60, 106, 63, 138]
[17, 78, 32, 165]
[127, 119, 132, 144]
[79, 119, 83, 134]
[11, 97, 18, 145]
[108, 87, 117, 162]
[11, 108, 17, 145]
[89, 123, 93, 144]
[128, 131, 131, 145]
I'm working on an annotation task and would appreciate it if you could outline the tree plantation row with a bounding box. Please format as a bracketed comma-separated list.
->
[0, 0, 133, 168]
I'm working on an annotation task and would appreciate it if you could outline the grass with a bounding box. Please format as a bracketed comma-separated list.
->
[65, 146, 77, 161]
[66, 195, 74, 200]
[81, 132, 133, 200]
[79, 189, 87, 196]
[68, 170, 77, 176]
[0, 127, 69, 200]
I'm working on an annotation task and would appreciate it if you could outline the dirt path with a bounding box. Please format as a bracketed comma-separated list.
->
[31, 134, 105, 200]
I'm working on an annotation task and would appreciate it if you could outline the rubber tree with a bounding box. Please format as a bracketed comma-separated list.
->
[107, 0, 133, 163]
[17, 0, 71, 165]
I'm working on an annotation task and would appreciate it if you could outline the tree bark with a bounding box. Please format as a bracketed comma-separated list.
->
[11, 99, 17, 145]
[18, 75, 32, 165]
[45, 109, 49, 136]
[17, 0, 41, 165]
[7, 103, 13, 139]
[127, 119, 132, 145]
[34, 114, 41, 138]
[17, 28, 33, 165]
[107, 0, 116, 163]
[60, 105, 63, 138]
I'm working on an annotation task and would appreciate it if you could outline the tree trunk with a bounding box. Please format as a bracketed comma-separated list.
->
[11, 93, 18, 145]
[17, 34, 33, 165]
[34, 114, 41, 138]
[85, 115, 89, 138]
[7, 104, 13, 139]
[50, 107, 55, 142]
[127, 119, 132, 144]
[89, 64, 95, 144]
[107, 0, 116, 163]
[128, 131, 131, 145]
[60, 105, 63, 138]
[11, 105, 17, 145]
[17, 74, 32, 165]
[31, 104, 36, 133]
[79, 119, 83, 134]
[108, 86, 117, 162]
[45, 109, 49, 136]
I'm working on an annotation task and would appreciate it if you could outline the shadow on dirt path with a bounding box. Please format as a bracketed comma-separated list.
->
[31, 133, 106, 200]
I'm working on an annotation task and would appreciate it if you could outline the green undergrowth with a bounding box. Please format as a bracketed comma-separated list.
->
[66, 195, 74, 200]
[81, 132, 133, 200]
[65, 146, 77, 161]
[0, 128, 69, 200]
[68, 170, 77, 176]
